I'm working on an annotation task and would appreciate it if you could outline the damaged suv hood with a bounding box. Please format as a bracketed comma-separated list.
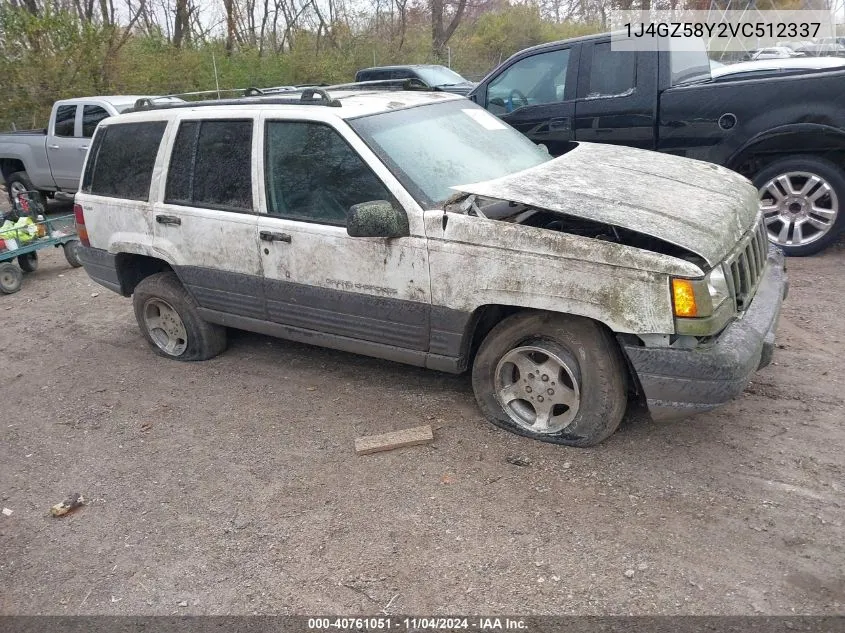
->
[452, 142, 759, 267]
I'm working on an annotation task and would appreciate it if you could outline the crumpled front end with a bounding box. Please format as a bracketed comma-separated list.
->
[622, 248, 789, 421]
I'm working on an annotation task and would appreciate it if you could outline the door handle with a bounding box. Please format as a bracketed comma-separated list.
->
[549, 117, 570, 131]
[48, 144, 60, 150]
[79, 145, 89, 151]
[156, 214, 181, 226]
[260, 230, 291, 243]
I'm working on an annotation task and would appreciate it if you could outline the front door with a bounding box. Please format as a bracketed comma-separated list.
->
[153, 117, 263, 320]
[479, 45, 579, 156]
[256, 116, 431, 359]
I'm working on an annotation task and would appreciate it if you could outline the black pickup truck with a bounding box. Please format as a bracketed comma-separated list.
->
[469, 33, 845, 255]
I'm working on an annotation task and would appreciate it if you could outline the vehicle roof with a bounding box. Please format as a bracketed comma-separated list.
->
[105, 90, 464, 123]
[502, 31, 614, 57]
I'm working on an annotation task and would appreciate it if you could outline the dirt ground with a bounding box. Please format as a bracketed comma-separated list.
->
[1, 198, 843, 616]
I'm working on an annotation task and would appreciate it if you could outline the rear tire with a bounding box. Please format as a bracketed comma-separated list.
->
[754, 156, 845, 256]
[132, 271, 227, 361]
[6, 171, 34, 206]
[18, 252, 38, 273]
[63, 240, 82, 268]
[472, 312, 628, 447]
[0, 262, 23, 294]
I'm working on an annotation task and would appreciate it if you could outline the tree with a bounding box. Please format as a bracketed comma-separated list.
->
[431, 0, 467, 58]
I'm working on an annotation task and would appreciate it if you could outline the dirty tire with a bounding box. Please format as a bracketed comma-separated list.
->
[6, 171, 34, 205]
[0, 262, 23, 294]
[132, 271, 227, 361]
[63, 240, 82, 268]
[18, 252, 38, 273]
[753, 156, 845, 256]
[472, 312, 627, 447]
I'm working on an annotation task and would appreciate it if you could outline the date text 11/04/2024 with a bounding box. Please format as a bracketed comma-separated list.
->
[307, 617, 528, 630]
[623, 21, 821, 39]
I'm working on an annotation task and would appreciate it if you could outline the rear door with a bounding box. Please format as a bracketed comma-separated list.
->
[477, 45, 579, 156]
[573, 41, 657, 150]
[255, 114, 431, 358]
[46, 103, 88, 190]
[152, 116, 264, 320]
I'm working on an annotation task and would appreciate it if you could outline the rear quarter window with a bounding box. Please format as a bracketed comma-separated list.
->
[81, 121, 167, 201]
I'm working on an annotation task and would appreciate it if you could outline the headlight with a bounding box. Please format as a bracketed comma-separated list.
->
[706, 265, 731, 310]
[671, 266, 733, 319]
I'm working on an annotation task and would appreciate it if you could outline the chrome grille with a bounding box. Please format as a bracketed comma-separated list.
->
[725, 217, 769, 312]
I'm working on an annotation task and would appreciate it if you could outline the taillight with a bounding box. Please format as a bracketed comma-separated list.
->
[74, 203, 90, 247]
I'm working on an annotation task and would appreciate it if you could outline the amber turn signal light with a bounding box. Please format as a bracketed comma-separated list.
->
[672, 279, 698, 318]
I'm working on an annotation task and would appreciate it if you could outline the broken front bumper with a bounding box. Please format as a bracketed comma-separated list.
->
[621, 248, 788, 422]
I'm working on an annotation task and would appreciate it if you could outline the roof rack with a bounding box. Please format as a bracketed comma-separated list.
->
[129, 88, 342, 112]
[127, 78, 436, 112]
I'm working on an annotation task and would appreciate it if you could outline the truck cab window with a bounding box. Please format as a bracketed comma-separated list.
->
[587, 43, 636, 98]
[82, 106, 110, 138]
[54, 105, 76, 137]
[486, 49, 571, 115]
[264, 121, 393, 226]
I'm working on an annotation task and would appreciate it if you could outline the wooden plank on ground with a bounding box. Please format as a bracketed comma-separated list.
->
[354, 425, 434, 455]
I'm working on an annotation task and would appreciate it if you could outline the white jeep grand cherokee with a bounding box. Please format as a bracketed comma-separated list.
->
[75, 88, 787, 446]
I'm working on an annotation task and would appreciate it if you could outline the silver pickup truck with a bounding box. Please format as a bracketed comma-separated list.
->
[0, 96, 179, 202]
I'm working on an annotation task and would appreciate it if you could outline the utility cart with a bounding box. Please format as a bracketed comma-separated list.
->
[0, 192, 82, 294]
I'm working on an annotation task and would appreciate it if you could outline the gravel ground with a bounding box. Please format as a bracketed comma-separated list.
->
[0, 199, 843, 616]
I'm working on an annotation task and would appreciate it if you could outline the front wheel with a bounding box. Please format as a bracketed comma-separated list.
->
[132, 271, 227, 361]
[755, 156, 845, 256]
[471, 312, 628, 447]
[6, 171, 34, 205]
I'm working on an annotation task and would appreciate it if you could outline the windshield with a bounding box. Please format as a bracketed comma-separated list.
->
[349, 100, 550, 208]
[414, 66, 468, 86]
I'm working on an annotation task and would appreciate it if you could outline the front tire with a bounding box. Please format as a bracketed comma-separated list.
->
[754, 156, 845, 256]
[132, 272, 227, 361]
[472, 312, 628, 447]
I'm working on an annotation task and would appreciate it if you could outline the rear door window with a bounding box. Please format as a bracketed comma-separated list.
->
[82, 105, 111, 138]
[54, 105, 77, 137]
[165, 119, 253, 212]
[586, 43, 636, 97]
[81, 121, 166, 200]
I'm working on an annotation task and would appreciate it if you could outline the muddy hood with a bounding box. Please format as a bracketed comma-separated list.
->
[452, 142, 759, 267]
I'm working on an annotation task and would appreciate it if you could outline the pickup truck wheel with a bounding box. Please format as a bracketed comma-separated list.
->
[0, 262, 23, 294]
[472, 312, 627, 447]
[6, 171, 33, 204]
[754, 156, 845, 256]
[18, 252, 38, 273]
[132, 271, 227, 361]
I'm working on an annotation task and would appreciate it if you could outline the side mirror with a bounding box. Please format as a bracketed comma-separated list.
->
[346, 200, 409, 238]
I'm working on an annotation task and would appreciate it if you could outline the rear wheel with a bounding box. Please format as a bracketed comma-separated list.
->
[132, 271, 227, 361]
[18, 252, 38, 273]
[754, 156, 845, 256]
[0, 262, 23, 294]
[6, 171, 34, 205]
[472, 312, 628, 447]
[63, 240, 82, 268]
